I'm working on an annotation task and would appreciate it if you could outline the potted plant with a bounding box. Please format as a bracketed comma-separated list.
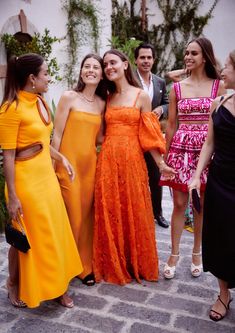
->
[1, 28, 61, 81]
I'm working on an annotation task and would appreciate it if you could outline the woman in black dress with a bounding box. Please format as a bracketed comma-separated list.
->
[189, 50, 235, 322]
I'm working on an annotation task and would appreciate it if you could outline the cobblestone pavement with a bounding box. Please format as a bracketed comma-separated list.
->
[0, 188, 234, 333]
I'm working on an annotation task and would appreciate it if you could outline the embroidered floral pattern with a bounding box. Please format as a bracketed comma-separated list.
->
[160, 80, 219, 192]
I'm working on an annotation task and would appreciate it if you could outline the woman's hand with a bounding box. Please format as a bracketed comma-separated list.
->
[61, 156, 75, 181]
[7, 195, 23, 221]
[188, 177, 201, 200]
[159, 161, 177, 180]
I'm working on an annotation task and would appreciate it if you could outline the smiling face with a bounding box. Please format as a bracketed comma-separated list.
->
[103, 53, 128, 82]
[135, 48, 154, 74]
[184, 42, 205, 71]
[221, 57, 235, 90]
[80, 57, 103, 85]
[32, 62, 50, 94]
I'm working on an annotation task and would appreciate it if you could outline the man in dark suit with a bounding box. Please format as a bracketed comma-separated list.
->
[135, 43, 169, 228]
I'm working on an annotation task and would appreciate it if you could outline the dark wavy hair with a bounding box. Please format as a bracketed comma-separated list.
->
[74, 53, 107, 100]
[103, 49, 140, 93]
[134, 42, 155, 59]
[1, 53, 44, 106]
[187, 37, 220, 79]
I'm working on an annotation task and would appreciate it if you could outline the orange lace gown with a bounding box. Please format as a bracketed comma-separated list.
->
[0, 91, 82, 307]
[56, 110, 101, 279]
[93, 92, 166, 284]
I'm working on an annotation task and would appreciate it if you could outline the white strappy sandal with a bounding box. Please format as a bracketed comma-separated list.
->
[191, 252, 203, 277]
[163, 254, 179, 279]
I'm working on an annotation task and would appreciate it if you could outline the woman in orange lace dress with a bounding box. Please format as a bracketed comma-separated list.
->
[93, 49, 176, 284]
[52, 54, 106, 286]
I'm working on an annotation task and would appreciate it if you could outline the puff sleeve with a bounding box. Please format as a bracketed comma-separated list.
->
[0, 102, 20, 149]
[139, 112, 166, 154]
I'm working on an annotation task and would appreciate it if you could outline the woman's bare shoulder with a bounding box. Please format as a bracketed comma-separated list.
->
[138, 89, 149, 101]
[61, 90, 78, 100]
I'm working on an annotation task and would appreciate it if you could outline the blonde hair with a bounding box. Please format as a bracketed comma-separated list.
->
[229, 50, 235, 68]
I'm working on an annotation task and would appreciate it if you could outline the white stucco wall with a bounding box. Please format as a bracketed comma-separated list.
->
[0, 0, 234, 105]
[143, 0, 235, 68]
[200, 0, 235, 65]
[0, 0, 112, 105]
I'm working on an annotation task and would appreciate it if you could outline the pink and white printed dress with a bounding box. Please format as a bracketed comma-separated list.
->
[160, 80, 219, 192]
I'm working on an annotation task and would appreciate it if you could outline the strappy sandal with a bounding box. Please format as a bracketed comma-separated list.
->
[6, 279, 27, 308]
[209, 295, 233, 322]
[163, 254, 179, 279]
[191, 252, 203, 277]
[81, 273, 95, 286]
[57, 293, 74, 308]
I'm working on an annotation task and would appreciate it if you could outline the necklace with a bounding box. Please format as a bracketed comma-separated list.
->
[79, 92, 95, 103]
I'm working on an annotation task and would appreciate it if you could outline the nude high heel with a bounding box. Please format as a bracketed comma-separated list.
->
[6, 278, 27, 308]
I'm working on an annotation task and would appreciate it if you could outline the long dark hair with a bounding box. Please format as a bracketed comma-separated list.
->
[103, 49, 140, 93]
[187, 37, 220, 79]
[1, 53, 44, 106]
[74, 53, 107, 100]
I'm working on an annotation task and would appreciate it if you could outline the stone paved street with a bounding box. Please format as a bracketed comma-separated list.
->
[0, 187, 235, 333]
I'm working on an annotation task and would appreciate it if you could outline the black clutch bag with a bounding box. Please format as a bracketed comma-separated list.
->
[192, 188, 201, 214]
[5, 217, 30, 253]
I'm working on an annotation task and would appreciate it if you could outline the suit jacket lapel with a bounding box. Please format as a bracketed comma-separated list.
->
[152, 76, 161, 108]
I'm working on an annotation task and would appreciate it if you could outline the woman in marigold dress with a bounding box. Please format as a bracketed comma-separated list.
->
[160, 38, 225, 279]
[93, 49, 176, 284]
[0, 54, 82, 308]
[52, 54, 106, 286]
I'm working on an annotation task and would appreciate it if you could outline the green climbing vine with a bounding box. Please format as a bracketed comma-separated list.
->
[111, 0, 218, 75]
[62, 0, 99, 87]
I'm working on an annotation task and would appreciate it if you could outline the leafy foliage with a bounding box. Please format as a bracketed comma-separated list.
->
[111, 0, 218, 75]
[1, 29, 61, 81]
[109, 36, 142, 65]
[62, 0, 99, 87]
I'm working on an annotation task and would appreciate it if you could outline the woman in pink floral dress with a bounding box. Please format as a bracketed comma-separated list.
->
[160, 37, 225, 279]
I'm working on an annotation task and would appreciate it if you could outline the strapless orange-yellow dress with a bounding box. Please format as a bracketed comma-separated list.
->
[93, 91, 166, 284]
[56, 110, 101, 279]
[0, 91, 82, 308]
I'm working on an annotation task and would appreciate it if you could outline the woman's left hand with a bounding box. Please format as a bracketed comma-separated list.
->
[61, 156, 75, 181]
[159, 162, 177, 180]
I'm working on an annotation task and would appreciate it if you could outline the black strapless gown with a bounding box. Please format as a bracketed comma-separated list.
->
[203, 105, 235, 288]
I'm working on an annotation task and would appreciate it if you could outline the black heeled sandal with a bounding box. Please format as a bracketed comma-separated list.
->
[81, 273, 95, 286]
[209, 295, 233, 322]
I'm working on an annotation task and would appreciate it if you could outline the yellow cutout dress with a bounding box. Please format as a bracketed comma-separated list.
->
[55, 110, 101, 279]
[0, 91, 83, 308]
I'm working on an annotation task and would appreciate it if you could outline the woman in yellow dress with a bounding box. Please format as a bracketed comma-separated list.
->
[0, 53, 83, 308]
[52, 54, 106, 286]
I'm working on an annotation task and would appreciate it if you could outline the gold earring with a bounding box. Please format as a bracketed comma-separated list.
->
[32, 84, 35, 89]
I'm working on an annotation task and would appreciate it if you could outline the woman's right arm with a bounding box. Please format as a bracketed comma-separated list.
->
[166, 69, 187, 82]
[51, 92, 71, 151]
[3, 149, 23, 219]
[189, 99, 218, 192]
[165, 86, 178, 157]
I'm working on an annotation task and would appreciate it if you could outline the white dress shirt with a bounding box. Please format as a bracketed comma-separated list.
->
[137, 70, 153, 102]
